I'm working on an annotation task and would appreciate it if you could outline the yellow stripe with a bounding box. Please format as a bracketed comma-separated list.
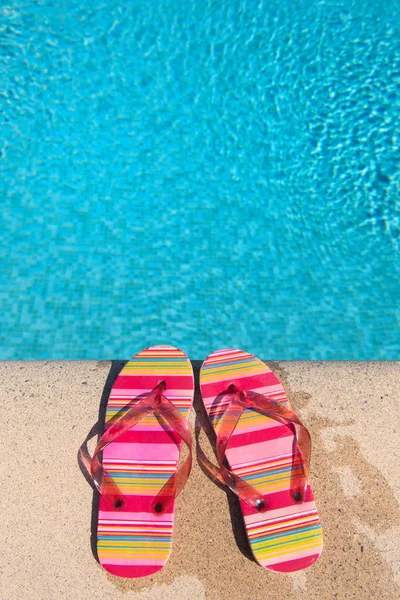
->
[98, 548, 171, 556]
[111, 478, 171, 485]
[137, 351, 185, 354]
[105, 409, 190, 419]
[235, 459, 294, 475]
[121, 370, 191, 376]
[99, 528, 173, 534]
[255, 539, 323, 561]
[123, 361, 190, 367]
[98, 541, 171, 548]
[253, 534, 323, 560]
[252, 526, 322, 549]
[248, 515, 319, 536]
[201, 363, 268, 380]
[104, 468, 175, 473]
[240, 478, 290, 494]
[98, 552, 170, 559]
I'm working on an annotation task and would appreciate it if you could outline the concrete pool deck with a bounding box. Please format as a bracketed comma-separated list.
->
[1, 360, 399, 600]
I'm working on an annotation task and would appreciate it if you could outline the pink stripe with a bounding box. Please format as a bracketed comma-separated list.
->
[109, 429, 181, 445]
[110, 389, 192, 398]
[262, 551, 322, 570]
[99, 494, 175, 514]
[227, 424, 293, 448]
[106, 422, 178, 432]
[227, 435, 294, 468]
[102, 558, 166, 566]
[201, 384, 286, 409]
[99, 510, 174, 522]
[243, 501, 318, 525]
[114, 375, 194, 390]
[103, 441, 179, 461]
[205, 350, 251, 363]
[241, 486, 315, 517]
[102, 564, 163, 577]
[201, 372, 281, 398]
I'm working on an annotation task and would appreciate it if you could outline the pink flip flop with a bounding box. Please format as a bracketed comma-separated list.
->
[81, 345, 194, 578]
[199, 349, 323, 572]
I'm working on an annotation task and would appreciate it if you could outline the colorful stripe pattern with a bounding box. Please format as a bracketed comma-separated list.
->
[200, 349, 323, 572]
[97, 345, 194, 578]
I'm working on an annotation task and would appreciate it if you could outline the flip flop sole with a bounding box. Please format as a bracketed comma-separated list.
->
[200, 348, 323, 572]
[97, 345, 194, 578]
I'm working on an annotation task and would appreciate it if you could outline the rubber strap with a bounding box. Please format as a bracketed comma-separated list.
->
[80, 382, 192, 513]
[199, 384, 311, 512]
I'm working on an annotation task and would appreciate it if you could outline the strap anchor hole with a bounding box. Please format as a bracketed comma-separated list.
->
[154, 502, 163, 514]
[255, 498, 265, 511]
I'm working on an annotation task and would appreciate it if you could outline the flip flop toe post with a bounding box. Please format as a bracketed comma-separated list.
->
[84, 346, 194, 578]
[200, 349, 323, 572]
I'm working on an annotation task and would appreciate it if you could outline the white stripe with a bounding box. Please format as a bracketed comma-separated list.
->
[233, 452, 295, 471]
[103, 458, 176, 465]
[99, 511, 174, 522]
[247, 514, 319, 534]
[99, 528, 172, 534]
[260, 545, 323, 567]
[204, 351, 252, 363]
[226, 436, 294, 468]
[99, 519, 172, 526]
[109, 389, 192, 397]
[244, 502, 318, 526]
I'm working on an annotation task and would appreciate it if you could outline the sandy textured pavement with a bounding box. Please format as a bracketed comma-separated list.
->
[0, 361, 399, 600]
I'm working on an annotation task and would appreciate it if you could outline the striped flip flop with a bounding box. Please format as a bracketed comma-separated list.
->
[81, 345, 194, 578]
[199, 349, 323, 572]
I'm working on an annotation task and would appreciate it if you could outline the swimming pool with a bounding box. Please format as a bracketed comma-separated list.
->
[1, 0, 399, 359]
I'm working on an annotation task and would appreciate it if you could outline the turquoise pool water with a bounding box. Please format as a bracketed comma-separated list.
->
[1, 1, 399, 360]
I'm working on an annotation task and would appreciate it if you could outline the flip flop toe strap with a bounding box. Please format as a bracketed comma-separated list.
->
[201, 384, 311, 512]
[82, 382, 192, 514]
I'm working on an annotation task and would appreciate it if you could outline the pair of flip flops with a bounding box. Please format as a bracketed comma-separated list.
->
[81, 346, 323, 578]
